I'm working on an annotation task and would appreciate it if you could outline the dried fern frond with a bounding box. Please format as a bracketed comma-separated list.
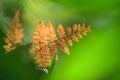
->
[57, 24, 70, 55]
[66, 26, 73, 46]
[49, 43, 58, 61]
[57, 24, 66, 38]
[30, 22, 58, 72]
[76, 24, 83, 39]
[57, 38, 70, 55]
[31, 22, 51, 69]
[57, 23, 91, 55]
[80, 24, 92, 36]
[47, 22, 57, 41]
[71, 24, 79, 42]
[30, 22, 92, 73]
[3, 9, 24, 53]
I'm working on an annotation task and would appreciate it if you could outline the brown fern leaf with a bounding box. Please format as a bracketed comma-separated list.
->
[30, 22, 92, 73]
[30, 22, 58, 72]
[71, 24, 79, 42]
[31, 22, 50, 68]
[32, 22, 49, 47]
[47, 22, 57, 41]
[57, 23, 92, 55]
[66, 26, 73, 46]
[65, 24, 91, 43]
[80, 24, 92, 36]
[57, 24, 66, 38]
[76, 24, 83, 39]
[3, 38, 15, 52]
[57, 24, 70, 55]
[49, 43, 58, 61]
[57, 39, 70, 55]
[47, 22, 58, 60]
[3, 9, 24, 53]
[39, 46, 51, 68]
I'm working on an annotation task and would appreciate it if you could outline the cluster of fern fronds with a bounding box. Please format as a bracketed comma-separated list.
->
[3, 9, 92, 73]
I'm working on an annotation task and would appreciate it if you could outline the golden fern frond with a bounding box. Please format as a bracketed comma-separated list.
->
[30, 22, 58, 71]
[71, 24, 79, 42]
[47, 22, 58, 61]
[47, 22, 57, 41]
[76, 24, 83, 39]
[66, 26, 73, 46]
[57, 38, 70, 55]
[57, 24, 70, 55]
[3, 9, 24, 53]
[49, 43, 58, 61]
[57, 24, 66, 38]
[30, 22, 92, 73]
[57, 24, 92, 55]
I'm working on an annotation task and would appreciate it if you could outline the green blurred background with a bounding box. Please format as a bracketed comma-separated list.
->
[0, 0, 120, 80]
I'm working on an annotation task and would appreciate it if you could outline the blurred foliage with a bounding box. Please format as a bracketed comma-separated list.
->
[0, 0, 120, 80]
